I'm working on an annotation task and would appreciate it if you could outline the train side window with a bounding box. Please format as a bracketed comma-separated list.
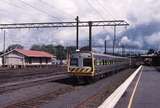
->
[96, 60, 100, 65]
[104, 60, 105, 65]
[111, 60, 113, 64]
[102, 60, 104, 65]
[108, 60, 110, 65]
[83, 58, 92, 67]
[100, 61, 103, 65]
[105, 60, 107, 65]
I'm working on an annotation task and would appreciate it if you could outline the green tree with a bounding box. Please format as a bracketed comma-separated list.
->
[66, 46, 76, 53]
[80, 46, 90, 51]
[147, 49, 155, 54]
[6, 44, 24, 52]
[30, 44, 68, 60]
[41, 44, 56, 55]
[55, 45, 66, 60]
[30, 44, 55, 55]
[30, 44, 41, 51]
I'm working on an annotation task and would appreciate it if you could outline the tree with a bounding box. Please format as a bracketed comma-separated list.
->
[6, 44, 24, 52]
[66, 46, 76, 53]
[30, 44, 67, 60]
[147, 49, 155, 54]
[30, 44, 41, 51]
[80, 46, 90, 51]
[30, 44, 56, 55]
[55, 45, 66, 60]
[41, 44, 56, 55]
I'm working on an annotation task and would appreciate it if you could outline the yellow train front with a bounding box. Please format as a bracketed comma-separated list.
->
[68, 51, 95, 77]
[68, 51, 130, 78]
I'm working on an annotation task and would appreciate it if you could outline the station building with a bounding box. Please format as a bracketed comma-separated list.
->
[0, 56, 2, 66]
[1, 49, 55, 66]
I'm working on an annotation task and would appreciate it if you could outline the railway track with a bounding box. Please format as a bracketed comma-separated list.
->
[0, 73, 69, 94]
[3, 68, 136, 108]
[0, 65, 67, 84]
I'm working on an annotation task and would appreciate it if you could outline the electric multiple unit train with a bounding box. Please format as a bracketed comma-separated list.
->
[68, 51, 130, 79]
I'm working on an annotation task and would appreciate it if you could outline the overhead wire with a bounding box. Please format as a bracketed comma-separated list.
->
[86, 0, 106, 48]
[95, 0, 116, 20]
[0, 0, 45, 19]
[0, 0, 65, 23]
[39, 0, 75, 20]
[17, 0, 64, 21]
[86, 0, 106, 20]
[1, 0, 24, 9]
[85, 0, 119, 50]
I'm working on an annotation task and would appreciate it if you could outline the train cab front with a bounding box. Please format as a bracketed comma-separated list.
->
[68, 52, 94, 77]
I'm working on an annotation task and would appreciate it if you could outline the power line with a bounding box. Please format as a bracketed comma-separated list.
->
[1, 0, 24, 9]
[0, 0, 43, 18]
[0, 0, 64, 22]
[85, 0, 126, 54]
[86, 0, 106, 20]
[17, 0, 63, 21]
[39, 0, 75, 20]
[95, 0, 116, 20]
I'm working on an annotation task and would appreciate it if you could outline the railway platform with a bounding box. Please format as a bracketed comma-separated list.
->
[115, 66, 160, 108]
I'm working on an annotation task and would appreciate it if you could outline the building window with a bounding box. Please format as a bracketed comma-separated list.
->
[40, 57, 42, 64]
[46, 58, 48, 64]
[29, 58, 32, 64]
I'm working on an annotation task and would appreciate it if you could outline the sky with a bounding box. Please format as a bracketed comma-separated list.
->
[0, 0, 160, 52]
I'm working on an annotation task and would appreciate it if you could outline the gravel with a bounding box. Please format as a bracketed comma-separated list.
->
[1, 68, 136, 108]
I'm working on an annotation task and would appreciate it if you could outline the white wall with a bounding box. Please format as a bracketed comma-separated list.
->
[3, 50, 53, 66]
[0, 57, 2, 66]
[5, 51, 24, 65]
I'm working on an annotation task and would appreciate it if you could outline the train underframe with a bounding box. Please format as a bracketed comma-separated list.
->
[69, 63, 130, 84]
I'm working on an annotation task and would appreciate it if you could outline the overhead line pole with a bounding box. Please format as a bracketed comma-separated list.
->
[3, 30, 6, 66]
[104, 40, 107, 54]
[88, 21, 92, 51]
[3, 30, 6, 53]
[113, 25, 116, 55]
[75, 16, 79, 51]
[0, 20, 129, 29]
[0, 19, 129, 55]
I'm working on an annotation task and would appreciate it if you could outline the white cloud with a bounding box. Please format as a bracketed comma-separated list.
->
[0, 0, 160, 51]
[120, 36, 130, 45]
[145, 32, 160, 46]
[120, 36, 143, 48]
[127, 0, 160, 24]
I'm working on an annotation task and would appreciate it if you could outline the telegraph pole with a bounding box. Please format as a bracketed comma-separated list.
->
[75, 16, 79, 51]
[104, 40, 107, 54]
[3, 30, 6, 66]
[113, 25, 116, 55]
[88, 21, 92, 51]
[122, 45, 125, 56]
[3, 30, 6, 53]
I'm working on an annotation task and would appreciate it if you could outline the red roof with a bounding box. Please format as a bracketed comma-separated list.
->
[15, 49, 54, 58]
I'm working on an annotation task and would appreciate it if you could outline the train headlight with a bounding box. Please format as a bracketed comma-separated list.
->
[76, 49, 80, 52]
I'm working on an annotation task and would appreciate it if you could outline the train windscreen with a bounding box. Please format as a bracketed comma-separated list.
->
[70, 58, 78, 66]
[83, 58, 92, 67]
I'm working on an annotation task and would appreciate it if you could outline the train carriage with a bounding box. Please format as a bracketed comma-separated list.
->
[68, 51, 130, 79]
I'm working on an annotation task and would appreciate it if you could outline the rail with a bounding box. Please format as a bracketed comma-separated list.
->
[0, 73, 68, 93]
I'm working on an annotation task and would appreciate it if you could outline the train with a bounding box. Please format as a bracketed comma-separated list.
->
[67, 51, 131, 81]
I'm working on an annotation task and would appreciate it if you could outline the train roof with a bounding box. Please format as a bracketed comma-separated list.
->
[92, 52, 127, 59]
[72, 51, 128, 59]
